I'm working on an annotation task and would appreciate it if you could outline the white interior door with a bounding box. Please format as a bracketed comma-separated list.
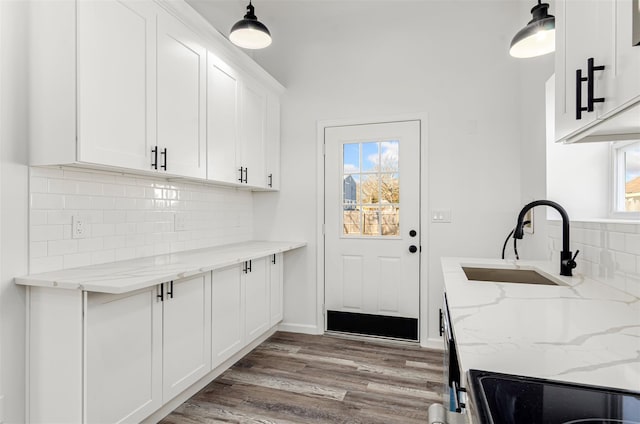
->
[324, 120, 420, 339]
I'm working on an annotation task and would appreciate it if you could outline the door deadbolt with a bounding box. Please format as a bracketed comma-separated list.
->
[409, 230, 417, 237]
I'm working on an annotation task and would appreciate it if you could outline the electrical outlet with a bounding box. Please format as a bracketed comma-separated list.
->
[72, 216, 86, 239]
[174, 213, 187, 231]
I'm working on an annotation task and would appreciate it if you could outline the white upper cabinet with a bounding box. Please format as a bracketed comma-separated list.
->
[265, 94, 281, 190]
[157, 11, 207, 179]
[207, 53, 242, 185]
[28, 0, 283, 188]
[603, 0, 640, 115]
[240, 77, 268, 188]
[76, 0, 156, 172]
[555, 0, 640, 142]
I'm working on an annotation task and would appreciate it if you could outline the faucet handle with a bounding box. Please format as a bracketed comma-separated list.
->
[567, 250, 580, 269]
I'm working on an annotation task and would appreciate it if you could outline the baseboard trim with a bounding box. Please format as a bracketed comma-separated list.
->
[277, 322, 322, 335]
[421, 337, 444, 350]
[141, 327, 278, 424]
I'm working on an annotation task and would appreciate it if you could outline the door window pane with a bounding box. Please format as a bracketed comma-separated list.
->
[380, 141, 399, 171]
[343, 143, 360, 173]
[341, 140, 400, 237]
[361, 174, 380, 205]
[343, 208, 361, 235]
[381, 206, 399, 236]
[362, 142, 379, 172]
[362, 208, 380, 236]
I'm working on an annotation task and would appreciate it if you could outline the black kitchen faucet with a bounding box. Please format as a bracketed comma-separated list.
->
[514, 200, 579, 276]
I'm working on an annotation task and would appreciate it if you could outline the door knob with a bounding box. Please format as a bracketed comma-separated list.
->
[409, 245, 418, 253]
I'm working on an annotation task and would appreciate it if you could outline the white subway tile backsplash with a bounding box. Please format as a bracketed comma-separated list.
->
[624, 233, 640, 256]
[91, 250, 116, 265]
[29, 167, 253, 273]
[49, 179, 79, 195]
[30, 210, 47, 226]
[30, 242, 48, 258]
[63, 252, 92, 269]
[549, 221, 640, 298]
[30, 256, 63, 274]
[31, 225, 64, 242]
[48, 239, 78, 256]
[31, 193, 65, 210]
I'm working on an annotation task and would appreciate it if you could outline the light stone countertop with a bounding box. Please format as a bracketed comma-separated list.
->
[441, 257, 640, 392]
[16, 241, 306, 294]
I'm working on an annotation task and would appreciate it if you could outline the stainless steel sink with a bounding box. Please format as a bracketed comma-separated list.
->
[462, 267, 560, 286]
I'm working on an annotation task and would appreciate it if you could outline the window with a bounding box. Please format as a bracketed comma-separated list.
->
[342, 140, 400, 236]
[613, 140, 640, 214]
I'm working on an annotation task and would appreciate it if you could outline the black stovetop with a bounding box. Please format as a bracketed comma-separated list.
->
[469, 369, 640, 424]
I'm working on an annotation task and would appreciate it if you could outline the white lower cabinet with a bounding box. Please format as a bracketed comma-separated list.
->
[212, 264, 245, 368]
[161, 274, 212, 401]
[269, 253, 284, 326]
[244, 258, 270, 343]
[27, 255, 284, 423]
[85, 288, 163, 424]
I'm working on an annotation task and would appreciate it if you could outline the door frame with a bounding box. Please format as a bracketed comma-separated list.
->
[316, 113, 433, 347]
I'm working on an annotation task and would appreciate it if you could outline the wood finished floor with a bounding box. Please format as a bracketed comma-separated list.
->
[160, 332, 444, 424]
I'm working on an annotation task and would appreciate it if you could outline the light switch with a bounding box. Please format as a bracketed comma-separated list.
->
[431, 210, 452, 223]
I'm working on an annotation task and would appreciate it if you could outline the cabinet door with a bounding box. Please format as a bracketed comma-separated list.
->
[245, 258, 270, 343]
[555, 0, 615, 140]
[212, 265, 244, 368]
[269, 253, 284, 326]
[207, 53, 241, 184]
[240, 78, 267, 188]
[85, 287, 162, 424]
[77, 0, 156, 172]
[265, 94, 281, 190]
[162, 274, 212, 401]
[157, 11, 207, 179]
[604, 0, 640, 115]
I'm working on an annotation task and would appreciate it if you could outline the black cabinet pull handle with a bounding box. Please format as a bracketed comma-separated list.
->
[160, 148, 167, 171]
[238, 167, 244, 183]
[157, 283, 164, 302]
[587, 57, 605, 112]
[576, 68, 589, 120]
[167, 280, 174, 299]
[268, 173, 273, 187]
[272, 254, 276, 264]
[151, 147, 158, 170]
[439, 309, 444, 337]
[248, 259, 252, 273]
[244, 167, 248, 184]
[243, 261, 248, 274]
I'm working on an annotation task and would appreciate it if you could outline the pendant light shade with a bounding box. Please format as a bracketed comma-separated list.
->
[230, 1, 272, 50]
[510, 0, 555, 58]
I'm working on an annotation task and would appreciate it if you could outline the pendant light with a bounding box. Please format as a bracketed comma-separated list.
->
[509, 0, 555, 58]
[229, 1, 272, 50]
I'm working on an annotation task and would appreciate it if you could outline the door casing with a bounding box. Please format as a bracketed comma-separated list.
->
[316, 113, 435, 348]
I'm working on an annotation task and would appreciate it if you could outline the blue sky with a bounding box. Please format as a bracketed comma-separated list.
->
[343, 141, 398, 174]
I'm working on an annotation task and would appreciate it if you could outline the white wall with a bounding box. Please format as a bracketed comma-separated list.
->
[515, 0, 555, 261]
[210, 0, 535, 342]
[1, 1, 29, 422]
